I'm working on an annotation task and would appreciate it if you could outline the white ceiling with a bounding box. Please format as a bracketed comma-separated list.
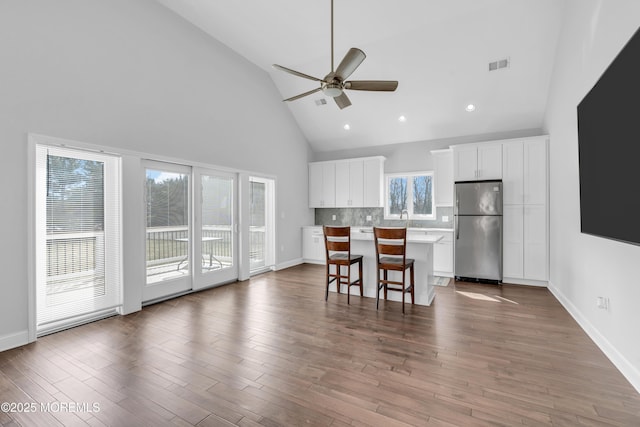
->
[155, 0, 564, 152]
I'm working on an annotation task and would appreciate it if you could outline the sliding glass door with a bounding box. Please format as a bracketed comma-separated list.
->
[35, 145, 121, 334]
[143, 161, 192, 302]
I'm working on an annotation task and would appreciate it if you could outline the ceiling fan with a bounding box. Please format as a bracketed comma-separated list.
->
[272, 0, 398, 109]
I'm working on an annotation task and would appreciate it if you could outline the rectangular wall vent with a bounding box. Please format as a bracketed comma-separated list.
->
[489, 58, 510, 71]
[315, 98, 327, 106]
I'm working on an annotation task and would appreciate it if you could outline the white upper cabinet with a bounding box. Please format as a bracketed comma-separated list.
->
[363, 157, 385, 207]
[524, 139, 547, 205]
[502, 142, 525, 205]
[453, 145, 478, 181]
[309, 156, 384, 208]
[431, 149, 454, 206]
[502, 137, 548, 205]
[453, 143, 502, 181]
[308, 162, 335, 208]
[336, 160, 364, 207]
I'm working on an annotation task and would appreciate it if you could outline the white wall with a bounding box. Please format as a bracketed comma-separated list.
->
[544, 0, 640, 391]
[0, 0, 313, 348]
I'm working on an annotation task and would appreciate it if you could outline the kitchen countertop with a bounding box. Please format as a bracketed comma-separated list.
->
[303, 225, 453, 233]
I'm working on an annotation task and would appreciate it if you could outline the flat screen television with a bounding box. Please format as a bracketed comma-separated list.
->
[577, 27, 640, 246]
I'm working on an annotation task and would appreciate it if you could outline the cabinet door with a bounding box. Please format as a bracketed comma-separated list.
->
[363, 158, 384, 207]
[335, 162, 350, 207]
[321, 163, 336, 208]
[453, 146, 478, 181]
[302, 228, 325, 262]
[477, 143, 503, 180]
[309, 163, 323, 207]
[433, 150, 454, 206]
[502, 142, 524, 205]
[503, 205, 524, 279]
[349, 160, 364, 207]
[524, 205, 547, 280]
[524, 139, 547, 205]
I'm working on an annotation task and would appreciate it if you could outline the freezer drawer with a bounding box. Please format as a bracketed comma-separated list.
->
[455, 215, 502, 281]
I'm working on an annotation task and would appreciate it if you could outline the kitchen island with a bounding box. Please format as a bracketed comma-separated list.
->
[329, 229, 442, 306]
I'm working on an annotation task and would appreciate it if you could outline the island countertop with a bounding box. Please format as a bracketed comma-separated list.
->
[350, 229, 443, 244]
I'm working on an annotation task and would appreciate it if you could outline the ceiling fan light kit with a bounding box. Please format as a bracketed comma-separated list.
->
[272, 0, 398, 109]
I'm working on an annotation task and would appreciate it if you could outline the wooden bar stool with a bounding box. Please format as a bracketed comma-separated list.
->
[373, 227, 415, 313]
[323, 226, 363, 304]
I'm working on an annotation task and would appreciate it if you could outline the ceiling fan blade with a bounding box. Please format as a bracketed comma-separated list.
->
[345, 80, 399, 91]
[334, 48, 366, 80]
[283, 87, 322, 102]
[272, 64, 323, 82]
[334, 92, 352, 109]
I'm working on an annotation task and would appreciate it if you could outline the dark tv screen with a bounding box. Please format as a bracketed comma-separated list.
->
[577, 27, 640, 246]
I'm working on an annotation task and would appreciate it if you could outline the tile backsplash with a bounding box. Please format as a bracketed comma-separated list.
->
[315, 207, 453, 229]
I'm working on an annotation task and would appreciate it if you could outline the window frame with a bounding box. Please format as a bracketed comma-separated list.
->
[384, 171, 435, 220]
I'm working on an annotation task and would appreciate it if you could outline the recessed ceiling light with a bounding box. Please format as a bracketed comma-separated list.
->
[343, 124, 350, 130]
[398, 115, 407, 122]
[465, 104, 476, 112]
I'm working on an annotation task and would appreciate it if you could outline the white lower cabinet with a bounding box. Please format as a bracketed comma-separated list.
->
[427, 231, 454, 277]
[302, 227, 325, 264]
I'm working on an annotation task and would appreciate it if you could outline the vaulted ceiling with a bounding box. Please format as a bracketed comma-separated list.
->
[155, 0, 564, 152]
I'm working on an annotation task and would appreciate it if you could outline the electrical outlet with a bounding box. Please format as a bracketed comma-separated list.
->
[366, 215, 372, 221]
[596, 296, 609, 310]
[442, 215, 449, 222]
[280, 245, 285, 252]
[332, 215, 336, 221]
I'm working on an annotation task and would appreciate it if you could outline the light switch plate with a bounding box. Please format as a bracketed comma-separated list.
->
[332, 215, 336, 221]
[442, 215, 449, 222]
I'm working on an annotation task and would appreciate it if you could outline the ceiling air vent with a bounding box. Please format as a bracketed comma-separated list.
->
[315, 98, 327, 106]
[489, 58, 510, 71]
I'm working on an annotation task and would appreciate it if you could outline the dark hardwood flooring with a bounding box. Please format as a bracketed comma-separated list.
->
[1, 264, 639, 426]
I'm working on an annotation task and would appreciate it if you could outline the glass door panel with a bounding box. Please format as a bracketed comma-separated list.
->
[249, 176, 275, 274]
[143, 161, 192, 302]
[194, 169, 237, 289]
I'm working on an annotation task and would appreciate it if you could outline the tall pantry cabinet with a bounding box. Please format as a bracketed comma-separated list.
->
[502, 136, 549, 284]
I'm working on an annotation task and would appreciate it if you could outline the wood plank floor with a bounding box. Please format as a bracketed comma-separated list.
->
[1, 263, 639, 426]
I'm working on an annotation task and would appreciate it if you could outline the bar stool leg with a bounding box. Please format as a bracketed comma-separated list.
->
[325, 263, 330, 301]
[410, 264, 415, 304]
[358, 259, 363, 296]
[376, 267, 380, 310]
[402, 270, 406, 314]
[347, 264, 351, 305]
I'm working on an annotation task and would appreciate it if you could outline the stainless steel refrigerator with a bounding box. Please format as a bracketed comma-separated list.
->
[454, 180, 503, 282]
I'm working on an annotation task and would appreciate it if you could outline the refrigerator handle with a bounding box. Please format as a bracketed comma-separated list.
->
[455, 215, 459, 240]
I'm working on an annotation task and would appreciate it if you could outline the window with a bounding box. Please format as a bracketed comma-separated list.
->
[385, 172, 435, 219]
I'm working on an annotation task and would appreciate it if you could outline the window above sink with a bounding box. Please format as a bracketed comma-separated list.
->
[384, 171, 435, 220]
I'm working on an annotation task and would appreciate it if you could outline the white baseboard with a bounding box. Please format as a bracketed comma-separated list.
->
[503, 277, 548, 287]
[275, 258, 304, 271]
[548, 281, 640, 394]
[0, 330, 30, 353]
[301, 259, 325, 265]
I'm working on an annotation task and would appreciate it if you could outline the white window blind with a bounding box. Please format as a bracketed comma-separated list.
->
[35, 145, 122, 334]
